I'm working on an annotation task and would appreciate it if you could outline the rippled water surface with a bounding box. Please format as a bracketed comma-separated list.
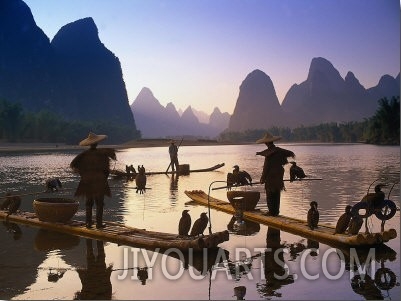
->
[0, 143, 399, 300]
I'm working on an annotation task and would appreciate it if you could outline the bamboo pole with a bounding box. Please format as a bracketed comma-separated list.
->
[211, 178, 323, 190]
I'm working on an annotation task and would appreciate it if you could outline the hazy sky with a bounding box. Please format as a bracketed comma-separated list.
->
[23, 0, 400, 114]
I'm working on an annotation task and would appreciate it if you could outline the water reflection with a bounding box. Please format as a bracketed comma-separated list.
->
[227, 215, 260, 236]
[34, 229, 80, 251]
[2, 220, 22, 240]
[337, 245, 399, 300]
[74, 239, 113, 300]
[257, 227, 295, 298]
[233, 285, 246, 300]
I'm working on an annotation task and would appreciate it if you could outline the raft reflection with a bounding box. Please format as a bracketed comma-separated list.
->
[337, 244, 399, 300]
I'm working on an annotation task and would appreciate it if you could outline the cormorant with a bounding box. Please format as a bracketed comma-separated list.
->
[178, 209, 191, 236]
[190, 212, 209, 236]
[348, 213, 364, 235]
[307, 201, 319, 230]
[289, 162, 306, 182]
[45, 178, 62, 192]
[334, 205, 353, 234]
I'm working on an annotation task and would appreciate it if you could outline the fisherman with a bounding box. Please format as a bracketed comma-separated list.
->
[70, 132, 116, 229]
[168, 140, 179, 175]
[256, 132, 295, 216]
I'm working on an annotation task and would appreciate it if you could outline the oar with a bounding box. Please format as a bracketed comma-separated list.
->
[165, 137, 184, 174]
[211, 178, 323, 191]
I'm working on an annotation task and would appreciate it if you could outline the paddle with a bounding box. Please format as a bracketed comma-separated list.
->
[165, 137, 184, 174]
[211, 178, 323, 191]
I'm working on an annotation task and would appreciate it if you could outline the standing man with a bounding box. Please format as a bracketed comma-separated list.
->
[256, 132, 295, 216]
[70, 132, 116, 229]
[168, 139, 179, 174]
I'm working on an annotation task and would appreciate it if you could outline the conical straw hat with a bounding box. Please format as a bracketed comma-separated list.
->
[79, 132, 107, 146]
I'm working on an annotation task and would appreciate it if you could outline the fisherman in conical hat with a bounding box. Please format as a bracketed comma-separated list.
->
[168, 139, 180, 175]
[256, 132, 295, 216]
[70, 132, 116, 229]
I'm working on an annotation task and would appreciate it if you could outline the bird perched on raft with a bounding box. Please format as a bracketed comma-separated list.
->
[347, 213, 364, 235]
[135, 165, 147, 194]
[190, 212, 209, 236]
[0, 192, 21, 220]
[178, 209, 191, 237]
[45, 178, 62, 192]
[334, 205, 353, 234]
[307, 201, 319, 230]
[289, 162, 306, 182]
[227, 165, 252, 190]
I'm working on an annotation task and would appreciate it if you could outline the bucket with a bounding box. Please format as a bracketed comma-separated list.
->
[33, 198, 79, 223]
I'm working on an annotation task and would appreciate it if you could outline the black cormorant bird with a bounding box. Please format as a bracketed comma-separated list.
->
[178, 209, 191, 236]
[190, 212, 209, 236]
[289, 162, 306, 182]
[334, 205, 353, 234]
[1, 192, 22, 220]
[45, 178, 62, 192]
[307, 201, 319, 230]
[348, 213, 364, 235]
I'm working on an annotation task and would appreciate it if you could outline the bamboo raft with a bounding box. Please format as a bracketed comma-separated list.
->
[111, 163, 225, 178]
[0, 210, 229, 251]
[184, 190, 397, 247]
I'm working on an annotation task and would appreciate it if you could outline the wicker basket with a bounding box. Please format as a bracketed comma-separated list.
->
[226, 191, 260, 211]
[33, 198, 79, 223]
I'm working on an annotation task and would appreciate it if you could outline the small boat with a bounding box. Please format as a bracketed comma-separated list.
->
[111, 163, 225, 179]
[184, 190, 397, 247]
[0, 210, 229, 252]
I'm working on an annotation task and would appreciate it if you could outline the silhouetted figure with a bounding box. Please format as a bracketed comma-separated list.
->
[135, 165, 147, 194]
[190, 212, 209, 236]
[178, 209, 191, 236]
[70, 132, 116, 229]
[168, 140, 179, 174]
[334, 205, 353, 234]
[307, 201, 319, 230]
[1, 192, 21, 220]
[256, 132, 295, 216]
[289, 162, 306, 182]
[74, 239, 113, 300]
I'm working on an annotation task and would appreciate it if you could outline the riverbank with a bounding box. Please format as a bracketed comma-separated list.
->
[0, 139, 245, 153]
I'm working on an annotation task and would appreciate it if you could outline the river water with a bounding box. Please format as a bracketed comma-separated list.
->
[0, 143, 399, 300]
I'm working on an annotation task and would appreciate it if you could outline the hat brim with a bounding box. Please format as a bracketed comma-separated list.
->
[256, 136, 281, 144]
[79, 135, 107, 146]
